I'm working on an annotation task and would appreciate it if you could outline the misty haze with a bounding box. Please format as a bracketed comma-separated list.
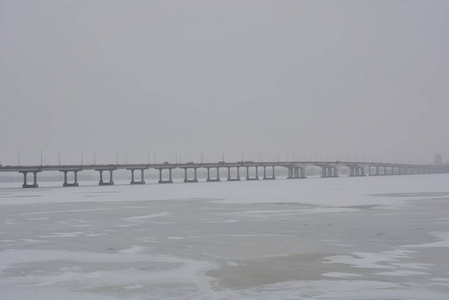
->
[1, 1, 449, 299]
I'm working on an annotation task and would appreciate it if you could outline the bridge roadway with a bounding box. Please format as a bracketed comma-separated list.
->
[0, 161, 448, 188]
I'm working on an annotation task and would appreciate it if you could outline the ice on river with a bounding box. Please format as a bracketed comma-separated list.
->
[1, 174, 449, 299]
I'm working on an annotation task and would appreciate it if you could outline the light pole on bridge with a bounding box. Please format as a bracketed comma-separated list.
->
[18, 151, 21, 166]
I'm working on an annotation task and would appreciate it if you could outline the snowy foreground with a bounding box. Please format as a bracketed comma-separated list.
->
[1, 174, 449, 299]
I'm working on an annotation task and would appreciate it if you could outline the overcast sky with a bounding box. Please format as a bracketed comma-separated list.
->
[1, 0, 448, 165]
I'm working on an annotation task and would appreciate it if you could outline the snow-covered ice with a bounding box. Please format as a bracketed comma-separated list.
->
[1, 174, 449, 299]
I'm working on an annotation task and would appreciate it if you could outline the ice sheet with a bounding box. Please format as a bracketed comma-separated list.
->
[1, 174, 449, 299]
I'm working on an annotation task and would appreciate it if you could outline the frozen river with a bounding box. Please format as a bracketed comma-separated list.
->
[1, 174, 449, 299]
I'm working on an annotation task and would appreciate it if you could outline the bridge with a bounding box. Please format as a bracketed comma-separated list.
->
[1, 160, 448, 188]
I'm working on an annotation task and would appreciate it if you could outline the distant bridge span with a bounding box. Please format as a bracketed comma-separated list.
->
[0, 160, 448, 188]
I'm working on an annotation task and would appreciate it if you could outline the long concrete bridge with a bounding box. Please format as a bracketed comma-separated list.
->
[1, 160, 448, 188]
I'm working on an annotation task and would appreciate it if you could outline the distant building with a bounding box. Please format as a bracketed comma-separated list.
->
[434, 154, 442, 165]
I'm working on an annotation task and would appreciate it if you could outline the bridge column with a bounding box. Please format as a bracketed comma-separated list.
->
[129, 169, 145, 184]
[296, 167, 302, 178]
[287, 167, 293, 179]
[109, 170, 114, 184]
[246, 166, 259, 180]
[264, 166, 276, 180]
[321, 167, 327, 178]
[227, 167, 241, 181]
[141, 169, 145, 183]
[183, 168, 198, 183]
[158, 168, 173, 184]
[300, 167, 306, 178]
[32, 172, 38, 187]
[360, 167, 365, 176]
[376, 166, 379, 176]
[333, 167, 339, 177]
[61, 170, 80, 187]
[20, 171, 39, 188]
[97, 169, 114, 185]
[207, 167, 220, 182]
[22, 172, 28, 187]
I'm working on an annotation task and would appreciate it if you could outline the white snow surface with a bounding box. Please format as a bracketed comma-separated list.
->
[1, 174, 449, 299]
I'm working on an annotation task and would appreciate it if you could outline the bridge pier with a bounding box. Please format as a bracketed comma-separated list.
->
[158, 168, 173, 183]
[206, 167, 220, 182]
[129, 169, 145, 184]
[287, 167, 296, 178]
[321, 167, 332, 178]
[183, 167, 198, 183]
[20, 171, 40, 188]
[321, 166, 337, 178]
[330, 167, 338, 177]
[263, 166, 276, 180]
[288, 167, 306, 179]
[227, 167, 241, 181]
[61, 170, 79, 187]
[321, 167, 327, 177]
[246, 166, 259, 180]
[97, 169, 114, 185]
[349, 166, 365, 177]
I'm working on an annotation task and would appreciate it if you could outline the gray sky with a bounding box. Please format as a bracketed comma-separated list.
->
[1, 0, 448, 165]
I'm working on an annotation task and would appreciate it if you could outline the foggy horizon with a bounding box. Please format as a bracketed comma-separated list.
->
[2, 0, 448, 166]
